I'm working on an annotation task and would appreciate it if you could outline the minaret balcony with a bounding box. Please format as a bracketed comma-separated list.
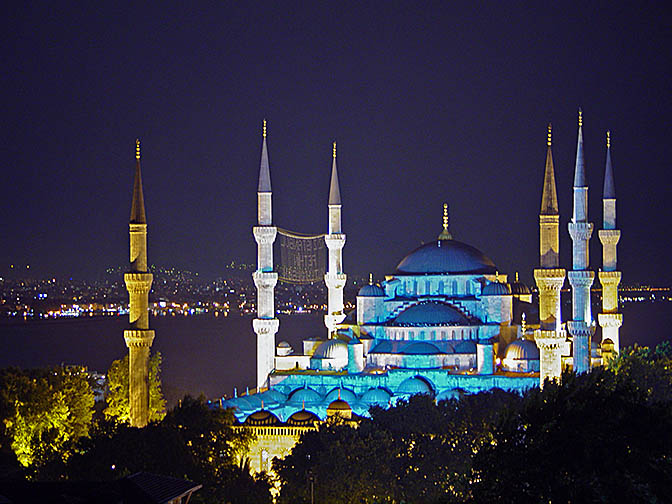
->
[253, 318, 280, 335]
[598, 313, 622, 328]
[598, 270, 621, 287]
[325, 272, 347, 289]
[566, 320, 595, 338]
[533, 268, 566, 290]
[124, 272, 153, 292]
[253, 271, 278, 290]
[598, 229, 621, 246]
[253, 226, 277, 245]
[124, 329, 155, 348]
[567, 270, 595, 287]
[568, 221, 594, 241]
[325, 234, 346, 249]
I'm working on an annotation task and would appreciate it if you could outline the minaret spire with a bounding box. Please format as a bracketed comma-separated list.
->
[567, 108, 595, 374]
[598, 130, 622, 359]
[534, 123, 566, 387]
[325, 141, 347, 337]
[329, 141, 341, 205]
[252, 120, 279, 391]
[124, 138, 155, 427]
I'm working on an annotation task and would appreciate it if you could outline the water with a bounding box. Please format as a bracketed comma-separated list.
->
[0, 302, 669, 406]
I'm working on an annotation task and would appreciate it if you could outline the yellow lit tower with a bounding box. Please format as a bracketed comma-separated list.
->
[598, 131, 622, 360]
[533, 124, 566, 386]
[324, 142, 347, 337]
[252, 120, 279, 391]
[567, 109, 595, 373]
[124, 139, 155, 428]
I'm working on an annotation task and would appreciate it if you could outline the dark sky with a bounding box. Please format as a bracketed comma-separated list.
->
[3, 2, 671, 285]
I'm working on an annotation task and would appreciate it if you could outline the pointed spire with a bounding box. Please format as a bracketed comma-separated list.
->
[130, 139, 147, 224]
[258, 119, 272, 193]
[603, 130, 616, 198]
[540, 123, 559, 215]
[438, 202, 453, 240]
[369, 273, 373, 285]
[574, 109, 586, 187]
[328, 141, 341, 205]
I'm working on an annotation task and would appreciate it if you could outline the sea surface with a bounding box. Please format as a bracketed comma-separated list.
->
[0, 302, 669, 407]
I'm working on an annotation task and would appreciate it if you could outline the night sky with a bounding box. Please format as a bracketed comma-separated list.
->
[3, 3, 671, 285]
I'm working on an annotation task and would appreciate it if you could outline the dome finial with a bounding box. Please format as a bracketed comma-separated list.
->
[578, 108, 583, 128]
[606, 130, 610, 149]
[135, 138, 140, 161]
[547, 123, 552, 147]
[333, 141, 337, 159]
[369, 272, 373, 285]
[263, 119, 267, 139]
[438, 202, 452, 240]
[521, 312, 527, 334]
[515, 271, 519, 282]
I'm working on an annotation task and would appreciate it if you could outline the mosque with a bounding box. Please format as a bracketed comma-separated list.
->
[122, 112, 622, 470]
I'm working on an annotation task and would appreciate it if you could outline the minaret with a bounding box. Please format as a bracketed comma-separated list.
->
[124, 139, 155, 428]
[567, 109, 595, 373]
[598, 131, 622, 359]
[324, 141, 347, 337]
[533, 124, 566, 386]
[252, 120, 279, 391]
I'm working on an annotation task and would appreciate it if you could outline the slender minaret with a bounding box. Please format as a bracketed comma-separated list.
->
[324, 141, 347, 337]
[598, 131, 622, 358]
[124, 139, 155, 428]
[534, 124, 566, 386]
[567, 109, 595, 373]
[252, 120, 279, 391]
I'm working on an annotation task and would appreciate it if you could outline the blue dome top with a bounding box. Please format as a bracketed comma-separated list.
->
[288, 387, 322, 404]
[401, 341, 442, 355]
[394, 301, 468, 326]
[358, 283, 385, 297]
[395, 239, 496, 274]
[482, 282, 512, 296]
[325, 387, 358, 404]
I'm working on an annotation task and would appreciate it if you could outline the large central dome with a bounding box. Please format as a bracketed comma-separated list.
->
[395, 239, 496, 274]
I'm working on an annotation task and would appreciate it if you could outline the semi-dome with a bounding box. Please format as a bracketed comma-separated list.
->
[244, 409, 280, 426]
[401, 341, 442, 355]
[263, 388, 288, 404]
[394, 301, 469, 326]
[453, 340, 477, 354]
[361, 387, 392, 405]
[504, 339, 540, 360]
[313, 339, 349, 360]
[482, 282, 512, 296]
[358, 283, 385, 297]
[395, 239, 497, 275]
[398, 376, 434, 395]
[325, 387, 358, 404]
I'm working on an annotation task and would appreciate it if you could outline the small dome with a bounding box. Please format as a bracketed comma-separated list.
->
[276, 341, 293, 356]
[398, 376, 434, 396]
[510, 281, 531, 295]
[263, 388, 288, 404]
[401, 341, 442, 355]
[287, 410, 320, 426]
[327, 399, 352, 412]
[358, 283, 385, 297]
[313, 339, 349, 360]
[396, 239, 497, 275]
[325, 387, 358, 404]
[361, 387, 392, 405]
[504, 339, 540, 360]
[436, 389, 461, 402]
[288, 386, 322, 404]
[394, 301, 468, 326]
[482, 282, 512, 296]
[244, 409, 280, 426]
[454, 340, 477, 354]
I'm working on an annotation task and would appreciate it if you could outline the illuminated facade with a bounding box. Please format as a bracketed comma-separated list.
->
[124, 140, 155, 428]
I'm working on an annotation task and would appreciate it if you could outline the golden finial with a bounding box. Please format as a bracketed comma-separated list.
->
[521, 312, 527, 334]
[515, 271, 519, 282]
[333, 141, 337, 159]
[578, 108, 583, 128]
[135, 139, 140, 160]
[263, 119, 267, 138]
[438, 202, 452, 240]
[369, 273, 373, 285]
[547, 123, 552, 147]
[606, 130, 610, 149]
